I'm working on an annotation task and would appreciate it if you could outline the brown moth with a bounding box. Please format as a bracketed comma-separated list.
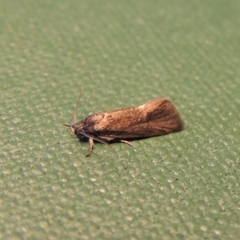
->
[64, 97, 184, 157]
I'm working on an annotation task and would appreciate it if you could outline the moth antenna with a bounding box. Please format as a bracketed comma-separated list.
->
[63, 86, 82, 129]
[71, 85, 82, 125]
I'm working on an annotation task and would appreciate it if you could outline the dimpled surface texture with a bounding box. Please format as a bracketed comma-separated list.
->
[1, 0, 240, 239]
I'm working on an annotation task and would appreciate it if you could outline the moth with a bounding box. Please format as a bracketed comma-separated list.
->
[64, 97, 183, 157]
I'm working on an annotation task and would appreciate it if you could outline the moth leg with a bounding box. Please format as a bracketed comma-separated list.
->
[120, 140, 133, 147]
[86, 137, 94, 157]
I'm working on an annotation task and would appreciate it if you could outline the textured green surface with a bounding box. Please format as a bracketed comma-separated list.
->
[1, 0, 240, 239]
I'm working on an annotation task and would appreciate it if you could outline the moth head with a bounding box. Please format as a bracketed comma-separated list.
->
[64, 122, 89, 143]
[63, 122, 85, 136]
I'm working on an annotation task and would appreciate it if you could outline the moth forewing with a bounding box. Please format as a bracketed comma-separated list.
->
[64, 97, 183, 156]
[144, 98, 184, 133]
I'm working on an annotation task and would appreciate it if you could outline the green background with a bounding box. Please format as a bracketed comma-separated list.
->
[1, 0, 239, 239]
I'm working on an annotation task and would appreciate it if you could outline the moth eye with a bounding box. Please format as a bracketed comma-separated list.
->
[79, 134, 88, 142]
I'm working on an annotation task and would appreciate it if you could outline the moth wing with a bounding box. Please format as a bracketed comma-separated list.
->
[96, 98, 183, 140]
[144, 98, 183, 125]
[131, 98, 183, 133]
